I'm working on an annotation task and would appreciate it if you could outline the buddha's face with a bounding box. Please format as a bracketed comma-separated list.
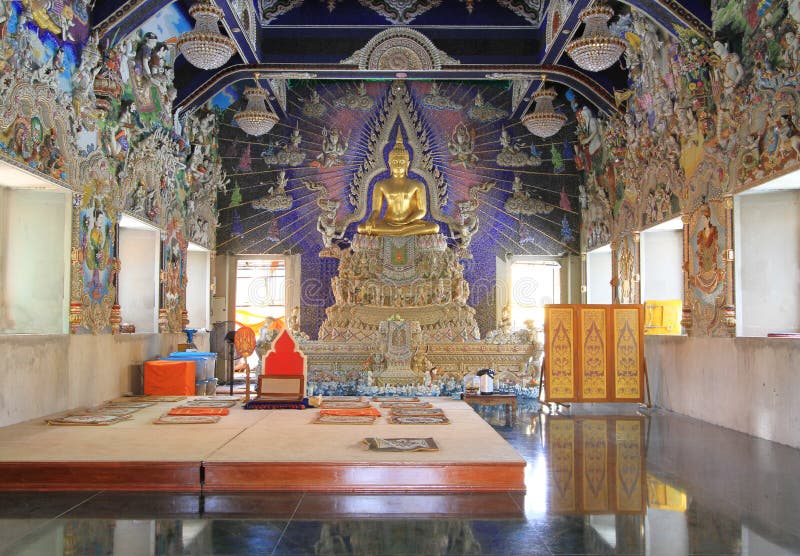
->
[388, 154, 409, 178]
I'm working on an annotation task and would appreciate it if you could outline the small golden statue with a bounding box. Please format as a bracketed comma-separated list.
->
[357, 128, 439, 237]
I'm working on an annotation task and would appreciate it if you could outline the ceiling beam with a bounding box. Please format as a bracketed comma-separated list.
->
[175, 63, 619, 116]
[94, 0, 167, 45]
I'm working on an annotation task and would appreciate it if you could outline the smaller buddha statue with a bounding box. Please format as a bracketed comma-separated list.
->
[357, 128, 439, 237]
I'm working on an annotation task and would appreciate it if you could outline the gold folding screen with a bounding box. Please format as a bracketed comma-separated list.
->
[544, 304, 645, 403]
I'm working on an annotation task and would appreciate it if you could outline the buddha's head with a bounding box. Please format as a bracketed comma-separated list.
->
[388, 128, 410, 178]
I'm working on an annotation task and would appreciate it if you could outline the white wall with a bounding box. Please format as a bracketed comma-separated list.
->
[736, 190, 800, 336]
[586, 249, 612, 304]
[1, 188, 70, 334]
[645, 335, 800, 449]
[119, 227, 159, 333]
[641, 230, 683, 301]
[187, 249, 210, 330]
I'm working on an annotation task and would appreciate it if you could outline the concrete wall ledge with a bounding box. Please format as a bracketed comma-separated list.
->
[645, 335, 800, 449]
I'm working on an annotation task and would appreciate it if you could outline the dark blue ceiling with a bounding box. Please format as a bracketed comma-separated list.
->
[90, 0, 713, 117]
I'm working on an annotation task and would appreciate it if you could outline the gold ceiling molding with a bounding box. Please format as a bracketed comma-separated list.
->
[340, 28, 460, 71]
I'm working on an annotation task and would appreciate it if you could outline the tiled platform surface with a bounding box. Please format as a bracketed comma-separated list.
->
[0, 398, 525, 492]
[1, 403, 800, 554]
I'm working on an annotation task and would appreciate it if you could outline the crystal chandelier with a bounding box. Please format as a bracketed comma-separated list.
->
[177, 2, 236, 70]
[521, 87, 567, 138]
[233, 74, 279, 136]
[564, 4, 626, 72]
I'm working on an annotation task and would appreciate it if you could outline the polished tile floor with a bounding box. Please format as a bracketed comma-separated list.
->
[1, 402, 799, 555]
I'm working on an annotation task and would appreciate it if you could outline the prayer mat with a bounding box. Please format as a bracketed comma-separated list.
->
[312, 414, 376, 425]
[102, 401, 155, 409]
[390, 407, 446, 416]
[372, 396, 420, 402]
[168, 407, 229, 416]
[319, 407, 381, 417]
[197, 395, 241, 402]
[363, 437, 439, 452]
[380, 402, 434, 409]
[324, 396, 362, 402]
[46, 414, 131, 426]
[387, 414, 451, 425]
[319, 401, 372, 409]
[183, 400, 237, 408]
[153, 414, 221, 424]
[244, 400, 305, 410]
[122, 396, 187, 402]
[78, 407, 141, 416]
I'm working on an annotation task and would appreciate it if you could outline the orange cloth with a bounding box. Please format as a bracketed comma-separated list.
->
[319, 407, 381, 417]
[168, 407, 230, 416]
[144, 360, 196, 396]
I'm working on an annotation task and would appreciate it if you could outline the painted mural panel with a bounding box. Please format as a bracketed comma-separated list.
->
[686, 200, 731, 337]
[615, 233, 640, 305]
[77, 177, 117, 334]
[161, 220, 188, 333]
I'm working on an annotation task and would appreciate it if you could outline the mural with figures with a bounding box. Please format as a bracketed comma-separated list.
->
[578, 0, 800, 337]
[213, 80, 584, 337]
[0, 1, 224, 334]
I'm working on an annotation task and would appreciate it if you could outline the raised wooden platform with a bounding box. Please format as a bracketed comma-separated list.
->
[202, 461, 525, 492]
[0, 398, 525, 492]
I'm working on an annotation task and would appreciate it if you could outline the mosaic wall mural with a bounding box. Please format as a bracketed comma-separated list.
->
[579, 0, 800, 337]
[0, 1, 224, 334]
[212, 80, 584, 337]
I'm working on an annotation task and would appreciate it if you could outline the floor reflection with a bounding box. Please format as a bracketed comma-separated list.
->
[2, 406, 800, 555]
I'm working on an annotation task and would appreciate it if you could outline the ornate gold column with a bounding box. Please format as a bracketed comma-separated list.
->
[0, 188, 10, 330]
[722, 195, 736, 335]
[69, 192, 84, 334]
[158, 230, 167, 333]
[610, 238, 619, 304]
[109, 224, 121, 335]
[580, 253, 587, 304]
[632, 231, 641, 304]
[679, 213, 692, 335]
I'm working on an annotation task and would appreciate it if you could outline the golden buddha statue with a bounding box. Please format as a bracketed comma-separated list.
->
[357, 129, 440, 237]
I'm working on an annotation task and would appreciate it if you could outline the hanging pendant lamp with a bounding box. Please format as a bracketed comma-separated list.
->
[177, 2, 237, 70]
[233, 73, 279, 137]
[564, 3, 626, 72]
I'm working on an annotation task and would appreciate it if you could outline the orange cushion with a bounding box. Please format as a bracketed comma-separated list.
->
[168, 407, 229, 416]
[144, 360, 196, 396]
